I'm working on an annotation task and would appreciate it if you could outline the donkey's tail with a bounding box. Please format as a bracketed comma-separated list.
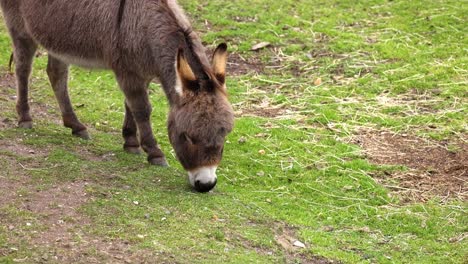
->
[8, 53, 14, 72]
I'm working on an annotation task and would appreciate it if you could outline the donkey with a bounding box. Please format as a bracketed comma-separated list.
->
[0, 0, 234, 192]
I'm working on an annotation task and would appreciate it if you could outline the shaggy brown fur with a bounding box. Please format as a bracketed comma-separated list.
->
[0, 0, 234, 175]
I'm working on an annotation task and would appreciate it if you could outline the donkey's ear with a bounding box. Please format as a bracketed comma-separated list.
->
[175, 48, 198, 95]
[176, 48, 197, 83]
[212, 43, 228, 84]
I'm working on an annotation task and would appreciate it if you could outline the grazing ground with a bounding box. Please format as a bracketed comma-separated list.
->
[0, 0, 467, 263]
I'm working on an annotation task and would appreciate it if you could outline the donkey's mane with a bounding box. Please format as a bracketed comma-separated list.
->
[161, 0, 219, 87]
[117, 0, 126, 27]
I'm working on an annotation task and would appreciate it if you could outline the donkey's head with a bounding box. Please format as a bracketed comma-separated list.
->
[168, 44, 234, 192]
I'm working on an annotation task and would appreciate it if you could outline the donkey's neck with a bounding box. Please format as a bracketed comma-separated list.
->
[157, 32, 209, 106]
[144, 0, 211, 106]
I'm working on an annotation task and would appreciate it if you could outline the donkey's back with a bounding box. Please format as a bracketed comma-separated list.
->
[1, 0, 158, 70]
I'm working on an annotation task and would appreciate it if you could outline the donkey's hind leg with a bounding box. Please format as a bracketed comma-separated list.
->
[46, 55, 89, 139]
[11, 32, 37, 128]
[122, 101, 141, 154]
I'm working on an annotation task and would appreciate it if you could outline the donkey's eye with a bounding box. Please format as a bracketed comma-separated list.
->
[219, 127, 231, 136]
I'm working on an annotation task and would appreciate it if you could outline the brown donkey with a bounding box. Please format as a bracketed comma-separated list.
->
[0, 0, 234, 192]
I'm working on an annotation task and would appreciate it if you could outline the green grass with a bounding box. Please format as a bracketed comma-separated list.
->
[0, 0, 467, 263]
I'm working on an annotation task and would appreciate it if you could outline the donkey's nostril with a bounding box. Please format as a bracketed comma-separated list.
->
[194, 178, 217, 193]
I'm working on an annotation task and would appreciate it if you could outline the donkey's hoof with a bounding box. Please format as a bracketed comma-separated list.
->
[72, 129, 91, 140]
[18, 121, 33, 129]
[149, 157, 169, 167]
[124, 146, 141, 154]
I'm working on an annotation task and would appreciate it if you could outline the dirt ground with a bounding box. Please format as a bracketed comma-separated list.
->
[354, 130, 467, 202]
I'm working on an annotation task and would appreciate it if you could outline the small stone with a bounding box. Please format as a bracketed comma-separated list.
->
[251, 42, 271, 51]
[238, 136, 247, 144]
[430, 88, 442, 95]
[358, 226, 371, 233]
[314, 77, 322, 86]
[258, 149, 266, 155]
[133, 201, 139, 205]
[266, 198, 272, 203]
[161, 217, 167, 221]
[144, 214, 150, 219]
[8, 225, 14, 230]
[26, 222, 32, 226]
[293, 240, 306, 248]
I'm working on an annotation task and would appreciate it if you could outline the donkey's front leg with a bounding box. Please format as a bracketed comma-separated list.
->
[117, 73, 168, 166]
[47, 55, 89, 139]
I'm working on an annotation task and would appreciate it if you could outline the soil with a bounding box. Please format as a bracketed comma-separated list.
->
[227, 52, 264, 76]
[228, 221, 339, 263]
[22, 181, 164, 263]
[354, 130, 467, 202]
[205, 48, 265, 76]
[273, 224, 339, 264]
[240, 105, 286, 118]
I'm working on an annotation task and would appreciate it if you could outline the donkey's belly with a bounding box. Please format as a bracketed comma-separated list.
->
[20, 0, 115, 69]
[48, 51, 108, 69]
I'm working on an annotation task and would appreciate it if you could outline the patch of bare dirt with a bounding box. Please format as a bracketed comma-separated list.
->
[273, 224, 339, 264]
[0, 142, 161, 263]
[0, 175, 25, 208]
[75, 148, 118, 162]
[0, 139, 50, 158]
[228, 52, 264, 75]
[0, 71, 15, 89]
[224, 221, 337, 263]
[0, 139, 50, 208]
[233, 95, 306, 119]
[7, 180, 164, 263]
[205, 49, 265, 76]
[354, 130, 467, 202]
[240, 105, 285, 118]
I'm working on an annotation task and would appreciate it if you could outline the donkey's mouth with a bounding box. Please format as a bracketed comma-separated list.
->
[188, 166, 218, 192]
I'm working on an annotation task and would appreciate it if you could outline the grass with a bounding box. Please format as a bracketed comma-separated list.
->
[0, 0, 467, 263]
